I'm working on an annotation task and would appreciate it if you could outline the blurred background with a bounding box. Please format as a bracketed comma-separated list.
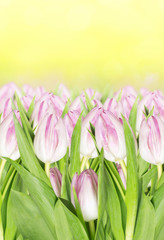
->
[0, 0, 164, 91]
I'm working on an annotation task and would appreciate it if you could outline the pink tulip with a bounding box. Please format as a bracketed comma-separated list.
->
[69, 89, 102, 113]
[1, 98, 12, 122]
[71, 169, 98, 222]
[0, 83, 21, 114]
[140, 88, 150, 97]
[136, 91, 164, 132]
[0, 111, 20, 160]
[114, 86, 137, 100]
[114, 86, 137, 120]
[23, 84, 46, 101]
[34, 113, 67, 163]
[104, 98, 124, 121]
[95, 110, 126, 162]
[21, 95, 34, 112]
[80, 107, 103, 158]
[139, 115, 164, 165]
[64, 110, 80, 148]
[30, 92, 65, 130]
[50, 167, 62, 197]
[57, 83, 71, 103]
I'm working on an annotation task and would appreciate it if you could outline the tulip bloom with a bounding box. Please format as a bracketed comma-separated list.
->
[80, 107, 103, 158]
[139, 115, 164, 165]
[114, 86, 137, 120]
[57, 83, 71, 103]
[23, 84, 46, 101]
[0, 111, 20, 160]
[71, 169, 98, 222]
[136, 90, 164, 132]
[34, 113, 67, 163]
[50, 167, 62, 197]
[104, 98, 124, 120]
[31, 92, 65, 130]
[69, 89, 102, 113]
[95, 110, 126, 162]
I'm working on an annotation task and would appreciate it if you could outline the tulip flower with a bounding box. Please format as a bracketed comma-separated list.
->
[139, 115, 164, 165]
[64, 110, 80, 148]
[34, 113, 67, 163]
[104, 97, 124, 120]
[23, 84, 46, 101]
[114, 86, 137, 120]
[21, 95, 34, 112]
[136, 90, 164, 132]
[71, 169, 98, 222]
[80, 107, 103, 158]
[50, 167, 62, 197]
[0, 111, 20, 160]
[69, 89, 102, 113]
[0, 83, 21, 114]
[57, 83, 71, 103]
[95, 110, 126, 162]
[30, 92, 65, 130]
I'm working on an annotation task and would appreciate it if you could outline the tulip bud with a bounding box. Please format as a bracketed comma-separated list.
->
[30, 92, 65, 130]
[34, 113, 67, 163]
[57, 83, 71, 103]
[64, 110, 80, 148]
[50, 167, 62, 197]
[69, 90, 102, 113]
[0, 111, 20, 160]
[95, 110, 126, 162]
[0, 83, 21, 114]
[71, 169, 98, 222]
[104, 98, 124, 120]
[139, 115, 164, 165]
[136, 91, 164, 132]
[80, 107, 103, 158]
[23, 84, 46, 101]
[21, 95, 33, 112]
[114, 86, 137, 120]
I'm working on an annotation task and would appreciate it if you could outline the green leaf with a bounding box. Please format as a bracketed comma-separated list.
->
[137, 154, 150, 176]
[70, 114, 82, 178]
[15, 93, 34, 146]
[142, 166, 157, 191]
[54, 199, 89, 240]
[154, 199, 164, 240]
[129, 96, 138, 134]
[84, 92, 94, 112]
[27, 96, 35, 119]
[95, 150, 124, 240]
[152, 183, 164, 209]
[134, 192, 155, 240]
[123, 117, 139, 240]
[5, 158, 57, 238]
[13, 112, 49, 185]
[11, 190, 54, 240]
[62, 99, 71, 118]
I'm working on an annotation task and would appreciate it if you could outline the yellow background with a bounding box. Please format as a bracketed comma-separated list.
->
[0, 0, 164, 90]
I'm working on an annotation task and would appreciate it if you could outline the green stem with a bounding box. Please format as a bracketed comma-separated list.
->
[157, 164, 162, 182]
[2, 168, 16, 201]
[119, 159, 127, 181]
[45, 163, 50, 178]
[0, 159, 6, 179]
[80, 156, 88, 172]
[89, 220, 95, 240]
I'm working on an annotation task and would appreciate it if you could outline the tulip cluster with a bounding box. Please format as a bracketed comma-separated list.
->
[0, 82, 164, 240]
